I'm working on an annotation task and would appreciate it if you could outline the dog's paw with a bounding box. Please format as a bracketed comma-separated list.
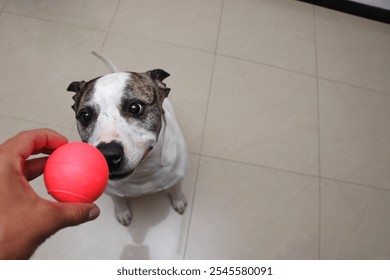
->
[115, 205, 133, 226]
[172, 196, 187, 215]
[168, 186, 187, 215]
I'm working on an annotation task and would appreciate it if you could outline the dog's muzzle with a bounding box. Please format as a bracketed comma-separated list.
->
[96, 141, 154, 181]
[96, 141, 131, 180]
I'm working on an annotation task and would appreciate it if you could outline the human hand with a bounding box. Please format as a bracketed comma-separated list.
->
[0, 129, 100, 259]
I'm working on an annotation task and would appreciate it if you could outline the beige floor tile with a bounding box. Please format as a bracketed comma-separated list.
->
[4, 0, 119, 30]
[218, 0, 316, 75]
[202, 55, 319, 175]
[316, 7, 390, 94]
[93, 33, 215, 154]
[0, 115, 72, 144]
[0, 14, 106, 129]
[110, 0, 222, 52]
[321, 179, 390, 259]
[319, 79, 390, 189]
[32, 154, 199, 259]
[186, 156, 319, 259]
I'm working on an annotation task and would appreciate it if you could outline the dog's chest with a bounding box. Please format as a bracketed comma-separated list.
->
[104, 147, 179, 197]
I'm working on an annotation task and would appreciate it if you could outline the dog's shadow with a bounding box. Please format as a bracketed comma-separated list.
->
[119, 191, 171, 259]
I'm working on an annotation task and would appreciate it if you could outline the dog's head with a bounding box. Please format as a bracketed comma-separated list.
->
[67, 69, 170, 180]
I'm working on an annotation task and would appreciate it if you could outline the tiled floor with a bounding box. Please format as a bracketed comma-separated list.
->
[0, 0, 389, 260]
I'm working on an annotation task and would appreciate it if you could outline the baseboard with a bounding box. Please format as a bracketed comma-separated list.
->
[299, 0, 390, 23]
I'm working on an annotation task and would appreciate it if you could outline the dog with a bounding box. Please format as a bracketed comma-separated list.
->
[66, 52, 188, 226]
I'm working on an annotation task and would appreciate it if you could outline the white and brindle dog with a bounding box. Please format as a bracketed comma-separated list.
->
[67, 53, 187, 226]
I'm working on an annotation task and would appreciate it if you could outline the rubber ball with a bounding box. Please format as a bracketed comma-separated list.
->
[44, 142, 109, 203]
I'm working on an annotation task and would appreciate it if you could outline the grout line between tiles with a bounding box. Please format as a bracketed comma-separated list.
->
[319, 176, 390, 192]
[198, 152, 390, 193]
[218, 53, 318, 78]
[182, 0, 225, 260]
[182, 153, 202, 260]
[90, 0, 122, 74]
[199, 149, 390, 189]
[317, 76, 390, 97]
[217, 53, 390, 97]
[1, 11, 108, 33]
[100, 0, 122, 52]
[107, 30, 217, 55]
[200, 153, 320, 180]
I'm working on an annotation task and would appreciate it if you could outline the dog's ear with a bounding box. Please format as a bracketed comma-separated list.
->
[148, 69, 170, 81]
[147, 69, 171, 97]
[67, 81, 86, 112]
[67, 81, 86, 93]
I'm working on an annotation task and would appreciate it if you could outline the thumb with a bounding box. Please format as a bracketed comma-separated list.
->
[52, 203, 100, 229]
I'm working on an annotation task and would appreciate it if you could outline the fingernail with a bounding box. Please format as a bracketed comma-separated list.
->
[88, 206, 100, 221]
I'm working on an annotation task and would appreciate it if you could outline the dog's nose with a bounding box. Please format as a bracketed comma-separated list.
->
[96, 141, 124, 171]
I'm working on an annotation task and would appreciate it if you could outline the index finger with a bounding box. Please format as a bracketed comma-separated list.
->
[3, 128, 68, 160]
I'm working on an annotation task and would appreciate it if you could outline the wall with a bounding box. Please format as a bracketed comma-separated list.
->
[352, 0, 390, 9]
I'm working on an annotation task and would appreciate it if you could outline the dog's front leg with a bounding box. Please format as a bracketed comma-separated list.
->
[110, 195, 133, 226]
[168, 182, 187, 215]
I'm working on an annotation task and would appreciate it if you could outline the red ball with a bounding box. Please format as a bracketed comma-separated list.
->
[44, 142, 109, 203]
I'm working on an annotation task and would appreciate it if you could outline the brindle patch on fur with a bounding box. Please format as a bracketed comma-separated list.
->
[119, 72, 167, 134]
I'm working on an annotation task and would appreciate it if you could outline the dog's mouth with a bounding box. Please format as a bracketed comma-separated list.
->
[109, 170, 134, 180]
[141, 146, 153, 162]
[108, 146, 153, 181]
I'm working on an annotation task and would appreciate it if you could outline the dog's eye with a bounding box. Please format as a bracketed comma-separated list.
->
[78, 109, 92, 125]
[128, 102, 144, 116]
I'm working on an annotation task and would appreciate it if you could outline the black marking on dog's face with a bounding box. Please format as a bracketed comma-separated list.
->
[76, 105, 100, 143]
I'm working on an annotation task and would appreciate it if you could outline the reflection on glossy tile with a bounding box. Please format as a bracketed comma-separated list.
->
[202, 56, 319, 175]
[186, 157, 319, 259]
[316, 7, 390, 94]
[218, 0, 316, 75]
[321, 179, 390, 259]
[319, 80, 390, 190]
[32, 154, 199, 259]
[0, 13, 106, 129]
[110, 0, 222, 52]
[94, 33, 215, 154]
[4, 0, 119, 30]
